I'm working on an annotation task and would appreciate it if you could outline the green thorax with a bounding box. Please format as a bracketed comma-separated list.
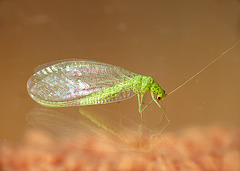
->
[132, 75, 166, 100]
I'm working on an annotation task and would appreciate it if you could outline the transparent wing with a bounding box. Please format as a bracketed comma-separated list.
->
[34, 58, 81, 73]
[27, 59, 137, 107]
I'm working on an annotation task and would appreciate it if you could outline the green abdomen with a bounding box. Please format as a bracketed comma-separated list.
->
[79, 79, 134, 105]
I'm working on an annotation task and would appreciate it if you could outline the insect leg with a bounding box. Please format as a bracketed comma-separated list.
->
[141, 99, 154, 113]
[151, 91, 171, 123]
[138, 93, 144, 122]
[138, 93, 155, 123]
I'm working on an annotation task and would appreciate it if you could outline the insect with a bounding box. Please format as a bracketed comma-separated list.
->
[27, 59, 168, 123]
[27, 41, 239, 123]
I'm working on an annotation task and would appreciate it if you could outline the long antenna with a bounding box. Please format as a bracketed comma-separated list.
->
[168, 40, 240, 96]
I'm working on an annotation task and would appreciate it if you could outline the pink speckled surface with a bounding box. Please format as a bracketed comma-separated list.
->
[1, 126, 239, 171]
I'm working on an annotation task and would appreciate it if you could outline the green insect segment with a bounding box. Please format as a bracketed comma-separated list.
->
[27, 59, 170, 123]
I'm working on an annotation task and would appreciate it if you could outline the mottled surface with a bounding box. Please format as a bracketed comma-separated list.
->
[0, 126, 239, 171]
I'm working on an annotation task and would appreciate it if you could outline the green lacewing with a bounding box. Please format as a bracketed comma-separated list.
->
[27, 59, 169, 123]
[27, 41, 239, 124]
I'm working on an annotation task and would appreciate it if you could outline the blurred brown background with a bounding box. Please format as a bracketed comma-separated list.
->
[0, 0, 239, 143]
